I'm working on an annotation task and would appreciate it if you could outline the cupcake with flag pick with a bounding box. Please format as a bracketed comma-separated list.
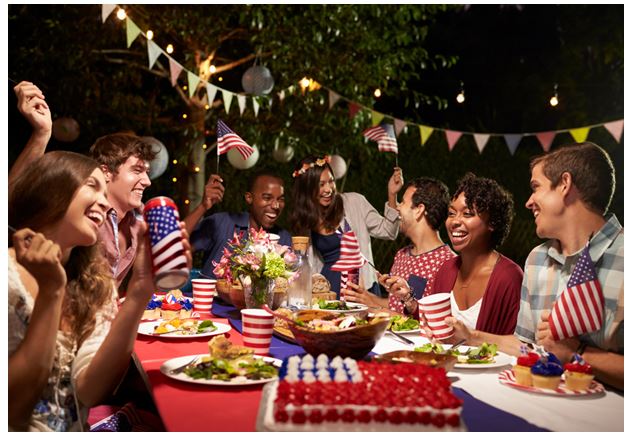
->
[512, 345, 540, 386]
[531, 351, 564, 390]
[564, 353, 594, 391]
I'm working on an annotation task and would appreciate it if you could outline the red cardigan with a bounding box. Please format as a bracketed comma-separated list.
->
[428, 255, 523, 335]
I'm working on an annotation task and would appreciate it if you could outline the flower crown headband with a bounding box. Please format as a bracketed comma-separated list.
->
[292, 155, 331, 178]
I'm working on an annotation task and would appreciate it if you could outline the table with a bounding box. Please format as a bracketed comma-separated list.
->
[133, 301, 624, 432]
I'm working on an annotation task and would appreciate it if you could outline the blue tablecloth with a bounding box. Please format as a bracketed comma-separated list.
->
[212, 300, 547, 432]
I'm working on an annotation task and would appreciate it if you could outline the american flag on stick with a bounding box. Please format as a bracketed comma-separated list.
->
[362, 123, 398, 154]
[216, 119, 255, 160]
[548, 242, 605, 341]
[145, 203, 188, 277]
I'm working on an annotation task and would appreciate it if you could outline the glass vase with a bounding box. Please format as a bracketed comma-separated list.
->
[240, 275, 275, 309]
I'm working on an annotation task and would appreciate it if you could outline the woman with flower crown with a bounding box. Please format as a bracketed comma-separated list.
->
[289, 155, 402, 298]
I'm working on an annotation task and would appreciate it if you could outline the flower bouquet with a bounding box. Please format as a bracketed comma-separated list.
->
[213, 228, 298, 308]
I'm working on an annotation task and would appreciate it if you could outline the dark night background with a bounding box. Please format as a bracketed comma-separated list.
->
[7, 4, 623, 271]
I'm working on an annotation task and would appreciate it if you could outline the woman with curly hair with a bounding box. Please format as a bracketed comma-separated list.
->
[8, 151, 190, 431]
[289, 155, 402, 297]
[391, 172, 523, 335]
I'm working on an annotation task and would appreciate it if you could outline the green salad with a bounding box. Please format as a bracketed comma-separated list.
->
[414, 342, 498, 364]
[388, 315, 420, 332]
[184, 357, 278, 381]
[317, 299, 351, 310]
[197, 320, 217, 334]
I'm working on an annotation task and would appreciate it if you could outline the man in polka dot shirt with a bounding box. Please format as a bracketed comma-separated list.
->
[343, 177, 455, 317]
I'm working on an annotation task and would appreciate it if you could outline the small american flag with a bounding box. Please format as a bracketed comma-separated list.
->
[362, 123, 398, 153]
[548, 242, 605, 341]
[331, 230, 365, 272]
[217, 119, 255, 160]
[145, 204, 188, 277]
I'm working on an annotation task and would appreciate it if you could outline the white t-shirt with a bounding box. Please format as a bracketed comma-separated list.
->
[450, 291, 482, 330]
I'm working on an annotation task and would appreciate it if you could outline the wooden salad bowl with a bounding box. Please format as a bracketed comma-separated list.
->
[288, 309, 389, 359]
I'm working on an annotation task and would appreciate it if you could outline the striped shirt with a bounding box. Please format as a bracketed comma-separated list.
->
[515, 214, 624, 353]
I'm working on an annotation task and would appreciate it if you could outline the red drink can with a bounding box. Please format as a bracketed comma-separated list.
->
[143, 197, 189, 290]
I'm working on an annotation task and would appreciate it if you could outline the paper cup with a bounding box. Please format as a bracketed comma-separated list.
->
[268, 233, 280, 244]
[192, 279, 217, 317]
[419, 293, 454, 340]
[240, 309, 274, 355]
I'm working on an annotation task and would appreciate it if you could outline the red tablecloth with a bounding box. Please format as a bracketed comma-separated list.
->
[133, 316, 264, 432]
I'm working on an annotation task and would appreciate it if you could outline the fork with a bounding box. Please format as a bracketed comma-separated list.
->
[387, 329, 416, 346]
[169, 355, 200, 375]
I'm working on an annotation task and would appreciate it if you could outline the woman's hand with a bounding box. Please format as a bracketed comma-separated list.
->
[341, 282, 382, 308]
[444, 316, 473, 344]
[384, 275, 411, 299]
[13, 228, 66, 295]
[14, 81, 52, 140]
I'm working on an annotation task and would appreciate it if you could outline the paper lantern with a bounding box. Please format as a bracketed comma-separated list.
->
[52, 117, 80, 142]
[329, 154, 347, 180]
[272, 137, 295, 163]
[241, 65, 274, 95]
[227, 145, 260, 170]
[141, 136, 169, 179]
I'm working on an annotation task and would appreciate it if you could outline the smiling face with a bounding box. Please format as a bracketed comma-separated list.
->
[317, 168, 336, 208]
[105, 155, 151, 215]
[446, 192, 492, 253]
[57, 168, 111, 247]
[526, 163, 566, 239]
[397, 186, 423, 237]
[246, 175, 286, 230]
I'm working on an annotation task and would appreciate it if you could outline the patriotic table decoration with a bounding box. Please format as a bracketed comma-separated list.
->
[143, 196, 189, 290]
[548, 242, 605, 341]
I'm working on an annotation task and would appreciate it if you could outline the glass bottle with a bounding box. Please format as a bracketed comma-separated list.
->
[287, 236, 312, 309]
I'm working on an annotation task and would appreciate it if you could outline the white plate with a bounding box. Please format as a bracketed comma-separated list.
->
[453, 347, 513, 369]
[138, 320, 231, 338]
[313, 301, 369, 313]
[499, 369, 605, 396]
[160, 354, 281, 386]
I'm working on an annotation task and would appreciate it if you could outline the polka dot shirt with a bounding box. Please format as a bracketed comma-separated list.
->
[387, 244, 456, 314]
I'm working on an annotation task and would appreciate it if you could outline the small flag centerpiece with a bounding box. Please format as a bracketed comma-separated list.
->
[362, 123, 398, 154]
[548, 242, 605, 340]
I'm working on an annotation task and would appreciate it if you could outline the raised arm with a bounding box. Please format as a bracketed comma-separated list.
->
[183, 174, 225, 235]
[9, 81, 52, 190]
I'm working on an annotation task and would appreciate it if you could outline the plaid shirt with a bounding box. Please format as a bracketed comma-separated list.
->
[515, 214, 624, 353]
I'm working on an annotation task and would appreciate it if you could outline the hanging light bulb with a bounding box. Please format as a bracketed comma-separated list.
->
[374, 88, 382, 98]
[184, 199, 190, 205]
[172, 177, 178, 183]
[116, 8, 126, 20]
[209, 65, 216, 74]
[456, 81, 465, 104]
[182, 113, 188, 119]
[550, 83, 559, 107]
[299, 77, 311, 90]
[172, 159, 178, 165]
[166, 44, 174, 54]
[146, 30, 154, 40]
[202, 143, 208, 149]
[194, 166, 201, 173]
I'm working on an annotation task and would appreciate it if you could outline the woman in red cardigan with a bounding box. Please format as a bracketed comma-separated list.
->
[392, 173, 523, 335]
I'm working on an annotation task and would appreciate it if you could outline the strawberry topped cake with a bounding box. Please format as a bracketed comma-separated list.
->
[142, 291, 193, 320]
[259, 354, 464, 431]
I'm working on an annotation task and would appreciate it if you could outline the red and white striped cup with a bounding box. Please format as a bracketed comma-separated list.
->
[191, 279, 217, 317]
[419, 293, 454, 340]
[240, 309, 274, 355]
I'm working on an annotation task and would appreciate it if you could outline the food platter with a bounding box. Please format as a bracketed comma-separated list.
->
[137, 320, 231, 339]
[498, 370, 605, 396]
[160, 354, 281, 386]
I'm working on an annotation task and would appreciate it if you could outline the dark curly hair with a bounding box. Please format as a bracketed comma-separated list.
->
[452, 172, 515, 249]
[404, 177, 450, 231]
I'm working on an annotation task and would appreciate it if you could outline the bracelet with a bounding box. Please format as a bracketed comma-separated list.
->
[400, 291, 415, 304]
[577, 341, 588, 355]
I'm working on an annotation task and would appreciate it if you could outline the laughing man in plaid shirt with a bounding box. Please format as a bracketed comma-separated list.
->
[445, 142, 623, 390]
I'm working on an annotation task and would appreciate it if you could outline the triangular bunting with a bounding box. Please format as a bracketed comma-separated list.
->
[147, 39, 162, 69]
[102, 4, 116, 23]
[349, 103, 361, 119]
[569, 127, 590, 143]
[445, 130, 463, 151]
[328, 90, 340, 109]
[419, 125, 434, 146]
[205, 83, 218, 105]
[187, 71, 201, 98]
[394, 119, 407, 137]
[278, 90, 286, 102]
[604, 120, 624, 143]
[222, 89, 234, 114]
[504, 134, 523, 155]
[371, 111, 385, 126]
[535, 131, 556, 152]
[126, 17, 142, 48]
[168, 58, 183, 86]
[237, 94, 247, 115]
[473, 134, 490, 153]
[252, 97, 260, 117]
